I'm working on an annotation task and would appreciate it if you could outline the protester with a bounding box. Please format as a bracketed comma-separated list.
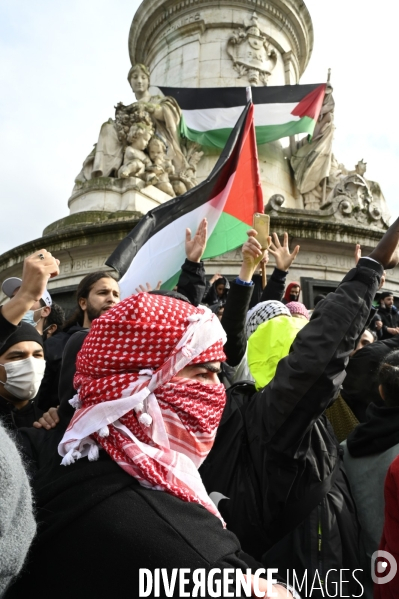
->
[246, 300, 307, 390]
[200, 217, 399, 597]
[342, 349, 399, 598]
[210, 300, 226, 321]
[325, 328, 378, 443]
[203, 275, 230, 307]
[282, 281, 300, 304]
[285, 301, 310, 320]
[2, 277, 52, 334]
[0, 323, 45, 430]
[250, 232, 300, 309]
[0, 249, 59, 338]
[351, 328, 376, 355]
[0, 252, 58, 592]
[42, 302, 65, 340]
[174, 219, 210, 306]
[10, 291, 293, 598]
[33, 271, 121, 428]
[0, 422, 36, 596]
[376, 291, 399, 339]
[35, 303, 67, 412]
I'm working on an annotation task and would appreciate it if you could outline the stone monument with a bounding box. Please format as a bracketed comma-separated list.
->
[0, 0, 397, 311]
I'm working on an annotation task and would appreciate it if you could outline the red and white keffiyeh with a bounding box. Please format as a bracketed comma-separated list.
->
[58, 293, 227, 522]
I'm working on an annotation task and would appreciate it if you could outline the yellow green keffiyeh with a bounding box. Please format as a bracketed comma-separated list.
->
[248, 315, 307, 390]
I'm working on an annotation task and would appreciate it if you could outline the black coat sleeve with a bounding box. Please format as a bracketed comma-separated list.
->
[256, 258, 382, 457]
[176, 259, 207, 307]
[57, 330, 88, 419]
[221, 281, 254, 367]
[0, 307, 18, 345]
[259, 268, 287, 303]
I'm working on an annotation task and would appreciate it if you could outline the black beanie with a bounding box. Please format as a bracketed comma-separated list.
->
[0, 322, 44, 356]
[380, 291, 394, 300]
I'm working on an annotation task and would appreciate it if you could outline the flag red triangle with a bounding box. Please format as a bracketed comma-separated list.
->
[221, 103, 264, 225]
[291, 83, 326, 120]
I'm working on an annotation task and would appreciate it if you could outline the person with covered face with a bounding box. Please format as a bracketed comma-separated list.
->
[10, 291, 294, 598]
[282, 281, 301, 304]
[0, 323, 45, 430]
[0, 248, 59, 594]
[200, 218, 399, 597]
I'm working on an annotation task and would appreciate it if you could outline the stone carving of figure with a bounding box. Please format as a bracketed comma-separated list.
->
[354, 159, 367, 177]
[171, 146, 204, 195]
[74, 64, 189, 186]
[145, 137, 176, 197]
[118, 123, 153, 179]
[290, 83, 335, 209]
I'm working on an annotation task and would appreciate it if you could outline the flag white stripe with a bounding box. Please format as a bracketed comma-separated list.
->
[182, 102, 300, 132]
[118, 173, 235, 299]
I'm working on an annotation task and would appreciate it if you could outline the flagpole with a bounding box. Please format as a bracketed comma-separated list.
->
[322, 68, 332, 205]
[247, 86, 267, 288]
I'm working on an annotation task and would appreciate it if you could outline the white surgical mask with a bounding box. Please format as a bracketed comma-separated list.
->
[21, 307, 43, 328]
[0, 357, 46, 400]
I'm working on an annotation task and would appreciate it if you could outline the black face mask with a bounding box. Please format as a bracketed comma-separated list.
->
[290, 293, 299, 301]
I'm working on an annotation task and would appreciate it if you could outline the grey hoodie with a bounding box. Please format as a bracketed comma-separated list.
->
[0, 424, 36, 596]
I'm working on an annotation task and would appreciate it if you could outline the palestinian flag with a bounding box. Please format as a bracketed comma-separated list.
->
[106, 102, 263, 299]
[157, 83, 326, 149]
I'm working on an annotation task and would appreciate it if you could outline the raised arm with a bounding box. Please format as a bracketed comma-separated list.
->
[260, 232, 300, 302]
[259, 219, 399, 456]
[1, 250, 59, 342]
[221, 230, 265, 367]
[176, 219, 208, 306]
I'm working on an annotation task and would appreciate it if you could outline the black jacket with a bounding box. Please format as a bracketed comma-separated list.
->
[0, 396, 42, 431]
[176, 259, 207, 307]
[0, 308, 18, 346]
[200, 258, 382, 597]
[36, 325, 83, 412]
[347, 402, 399, 457]
[57, 328, 89, 421]
[341, 335, 399, 421]
[6, 441, 272, 598]
[376, 304, 399, 339]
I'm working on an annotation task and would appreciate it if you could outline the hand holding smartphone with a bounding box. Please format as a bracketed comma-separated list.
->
[253, 213, 270, 250]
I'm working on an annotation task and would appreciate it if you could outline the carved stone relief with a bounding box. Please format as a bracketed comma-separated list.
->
[227, 12, 278, 86]
[74, 64, 203, 198]
[266, 182, 389, 230]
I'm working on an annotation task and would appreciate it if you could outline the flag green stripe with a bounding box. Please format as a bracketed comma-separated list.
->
[203, 212, 250, 260]
[161, 272, 181, 291]
[160, 213, 250, 291]
[180, 116, 316, 148]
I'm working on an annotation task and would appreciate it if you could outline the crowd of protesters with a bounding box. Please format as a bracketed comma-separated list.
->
[1, 219, 399, 598]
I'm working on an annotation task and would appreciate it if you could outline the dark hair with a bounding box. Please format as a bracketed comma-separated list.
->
[366, 328, 377, 342]
[380, 291, 394, 300]
[43, 303, 65, 334]
[378, 349, 399, 407]
[63, 271, 117, 331]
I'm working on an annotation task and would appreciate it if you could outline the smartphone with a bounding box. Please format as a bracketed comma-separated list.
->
[253, 213, 270, 250]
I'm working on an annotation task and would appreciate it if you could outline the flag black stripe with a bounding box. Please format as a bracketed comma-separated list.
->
[157, 84, 323, 111]
[106, 103, 251, 276]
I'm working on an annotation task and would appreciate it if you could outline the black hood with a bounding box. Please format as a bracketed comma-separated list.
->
[346, 402, 399, 457]
[341, 335, 399, 421]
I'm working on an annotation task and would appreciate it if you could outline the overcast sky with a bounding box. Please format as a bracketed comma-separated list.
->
[0, 0, 397, 256]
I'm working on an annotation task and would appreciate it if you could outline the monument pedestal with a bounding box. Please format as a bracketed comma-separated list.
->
[69, 177, 171, 214]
